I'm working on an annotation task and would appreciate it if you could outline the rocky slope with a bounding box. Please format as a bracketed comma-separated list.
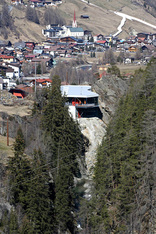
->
[93, 75, 128, 124]
[78, 117, 106, 176]
[78, 75, 128, 177]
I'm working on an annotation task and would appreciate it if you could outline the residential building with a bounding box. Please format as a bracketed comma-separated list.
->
[7, 63, 21, 79]
[61, 85, 101, 119]
[0, 55, 14, 63]
[0, 78, 3, 90]
[6, 67, 15, 79]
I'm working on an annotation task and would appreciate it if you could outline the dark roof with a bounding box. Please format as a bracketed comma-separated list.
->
[81, 15, 89, 18]
[9, 88, 28, 97]
[44, 29, 59, 33]
[14, 41, 25, 49]
[8, 63, 20, 68]
[6, 67, 14, 72]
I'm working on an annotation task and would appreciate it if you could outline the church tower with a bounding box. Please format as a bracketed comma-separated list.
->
[72, 10, 77, 28]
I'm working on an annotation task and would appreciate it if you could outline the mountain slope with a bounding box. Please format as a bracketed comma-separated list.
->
[88, 58, 156, 233]
[0, 0, 155, 43]
[59, 0, 156, 38]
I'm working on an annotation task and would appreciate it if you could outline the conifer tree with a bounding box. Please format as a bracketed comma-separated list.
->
[26, 149, 54, 233]
[42, 75, 65, 159]
[55, 142, 75, 233]
[8, 208, 19, 234]
[89, 59, 156, 233]
[8, 127, 31, 209]
[42, 75, 83, 232]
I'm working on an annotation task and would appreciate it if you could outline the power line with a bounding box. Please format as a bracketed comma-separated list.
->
[5, 119, 156, 187]
[3, 110, 156, 191]
[3, 151, 81, 191]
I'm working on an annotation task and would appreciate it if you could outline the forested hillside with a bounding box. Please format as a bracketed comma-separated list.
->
[0, 76, 85, 233]
[85, 58, 156, 233]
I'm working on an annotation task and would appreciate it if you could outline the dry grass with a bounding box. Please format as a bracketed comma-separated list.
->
[0, 103, 32, 117]
[59, 0, 156, 38]
[0, 135, 14, 163]
[117, 63, 146, 75]
[0, 0, 155, 42]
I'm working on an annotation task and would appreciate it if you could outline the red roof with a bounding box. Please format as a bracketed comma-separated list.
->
[36, 79, 52, 83]
[25, 54, 36, 58]
[97, 40, 106, 44]
[138, 37, 146, 41]
[30, 79, 52, 84]
[0, 54, 14, 59]
[13, 93, 23, 98]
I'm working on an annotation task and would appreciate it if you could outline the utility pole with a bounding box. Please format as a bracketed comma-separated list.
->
[66, 71, 68, 84]
[35, 62, 36, 96]
[7, 117, 9, 146]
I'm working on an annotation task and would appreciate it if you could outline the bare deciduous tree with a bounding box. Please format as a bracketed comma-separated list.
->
[44, 8, 65, 26]
[102, 48, 116, 65]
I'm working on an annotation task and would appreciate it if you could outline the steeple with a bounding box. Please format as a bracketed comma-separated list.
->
[72, 10, 77, 28]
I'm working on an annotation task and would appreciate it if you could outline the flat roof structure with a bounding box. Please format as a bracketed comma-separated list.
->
[61, 85, 99, 98]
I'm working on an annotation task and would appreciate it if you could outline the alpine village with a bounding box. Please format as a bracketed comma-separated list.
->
[0, 0, 156, 233]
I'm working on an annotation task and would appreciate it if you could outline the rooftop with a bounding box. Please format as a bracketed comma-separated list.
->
[69, 27, 84, 33]
[61, 85, 99, 98]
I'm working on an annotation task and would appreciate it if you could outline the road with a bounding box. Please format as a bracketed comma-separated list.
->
[113, 11, 156, 37]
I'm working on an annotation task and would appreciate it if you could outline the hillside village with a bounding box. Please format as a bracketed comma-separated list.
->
[0, 0, 156, 232]
[0, 9, 156, 97]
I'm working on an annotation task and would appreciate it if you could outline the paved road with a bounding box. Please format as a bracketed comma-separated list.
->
[113, 11, 156, 37]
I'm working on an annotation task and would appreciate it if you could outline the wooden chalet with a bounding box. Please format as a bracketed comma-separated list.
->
[128, 46, 137, 52]
[59, 37, 78, 43]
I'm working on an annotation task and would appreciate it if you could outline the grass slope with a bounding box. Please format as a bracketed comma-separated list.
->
[0, 135, 14, 163]
[59, 0, 156, 37]
[0, 0, 155, 42]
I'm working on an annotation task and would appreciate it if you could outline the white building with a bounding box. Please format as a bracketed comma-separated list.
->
[3, 78, 10, 90]
[42, 11, 84, 39]
[6, 67, 15, 79]
[57, 26, 84, 38]
[61, 85, 99, 119]
[8, 64, 20, 79]
[0, 78, 3, 90]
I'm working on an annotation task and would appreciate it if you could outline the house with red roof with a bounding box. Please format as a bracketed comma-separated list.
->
[0, 55, 14, 63]
[30, 78, 52, 87]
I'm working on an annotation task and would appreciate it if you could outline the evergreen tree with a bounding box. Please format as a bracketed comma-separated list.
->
[42, 75, 83, 232]
[88, 58, 156, 233]
[55, 142, 75, 233]
[42, 75, 65, 159]
[8, 127, 31, 209]
[36, 63, 41, 74]
[26, 149, 54, 233]
[8, 209, 19, 234]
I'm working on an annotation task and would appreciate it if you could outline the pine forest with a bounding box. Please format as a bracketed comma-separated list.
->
[0, 59, 156, 233]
